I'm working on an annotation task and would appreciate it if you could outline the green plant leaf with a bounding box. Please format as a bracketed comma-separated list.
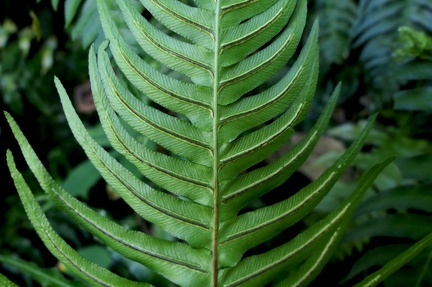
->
[0, 255, 85, 287]
[5, 112, 211, 286]
[65, 0, 82, 28]
[62, 159, 101, 199]
[393, 87, 432, 111]
[343, 244, 410, 283]
[0, 272, 18, 287]
[353, 232, 432, 287]
[394, 26, 432, 61]
[396, 154, 432, 182]
[352, 0, 432, 106]
[344, 214, 432, 243]
[6, 0, 412, 285]
[275, 226, 343, 287]
[355, 183, 432, 216]
[219, 157, 394, 286]
[6, 150, 150, 287]
[316, 0, 357, 65]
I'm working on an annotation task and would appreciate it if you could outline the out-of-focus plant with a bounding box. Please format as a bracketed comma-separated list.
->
[309, 0, 432, 112]
[303, 120, 432, 286]
[0, 3, 104, 285]
[392, 26, 432, 112]
[303, 1, 432, 285]
[351, 0, 432, 108]
[394, 26, 432, 61]
[2, 0, 432, 285]
[0, 16, 57, 115]
[37, 0, 144, 48]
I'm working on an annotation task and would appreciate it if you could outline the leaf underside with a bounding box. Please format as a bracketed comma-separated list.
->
[5, 0, 402, 286]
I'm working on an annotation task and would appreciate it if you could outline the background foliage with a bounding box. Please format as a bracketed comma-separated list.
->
[1, 0, 431, 286]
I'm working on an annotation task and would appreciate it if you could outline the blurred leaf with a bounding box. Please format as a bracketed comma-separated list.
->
[394, 26, 432, 61]
[65, 0, 82, 28]
[29, 11, 42, 41]
[0, 272, 18, 287]
[345, 244, 432, 287]
[62, 159, 101, 199]
[394, 62, 432, 82]
[0, 19, 17, 48]
[384, 267, 432, 287]
[18, 27, 34, 56]
[350, 0, 432, 107]
[327, 120, 388, 146]
[86, 124, 111, 147]
[41, 37, 57, 74]
[312, 181, 355, 214]
[356, 183, 432, 216]
[344, 214, 432, 243]
[396, 154, 432, 182]
[316, 0, 357, 65]
[353, 232, 432, 287]
[68, 0, 144, 48]
[0, 255, 85, 287]
[51, 0, 60, 10]
[1, 75, 23, 114]
[393, 86, 432, 111]
[77, 245, 111, 269]
[344, 244, 410, 282]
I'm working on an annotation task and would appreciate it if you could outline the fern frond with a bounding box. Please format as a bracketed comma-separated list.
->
[219, 157, 393, 286]
[353, 0, 432, 102]
[275, 227, 343, 287]
[6, 0, 400, 286]
[314, 0, 357, 65]
[6, 149, 151, 287]
[6, 111, 210, 286]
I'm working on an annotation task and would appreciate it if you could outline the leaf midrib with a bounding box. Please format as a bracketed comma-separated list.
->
[212, 1, 222, 286]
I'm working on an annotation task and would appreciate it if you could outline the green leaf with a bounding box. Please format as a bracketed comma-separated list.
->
[316, 0, 357, 65]
[393, 86, 432, 111]
[352, 0, 432, 106]
[396, 154, 432, 182]
[355, 183, 432, 216]
[353, 232, 432, 287]
[219, 157, 393, 286]
[344, 214, 432, 243]
[5, 112, 211, 286]
[394, 26, 432, 61]
[275, 227, 344, 287]
[6, 150, 150, 287]
[51, 0, 59, 10]
[62, 159, 101, 199]
[0, 272, 18, 287]
[77, 245, 112, 269]
[0, 255, 85, 287]
[343, 244, 411, 283]
[65, 0, 82, 28]
[53, 78, 213, 248]
[5, 0, 406, 285]
[92, 44, 214, 206]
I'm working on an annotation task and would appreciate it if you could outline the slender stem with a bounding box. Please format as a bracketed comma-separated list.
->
[414, 249, 432, 287]
[212, 1, 222, 286]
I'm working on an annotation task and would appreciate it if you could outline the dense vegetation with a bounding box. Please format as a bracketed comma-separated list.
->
[1, 0, 432, 286]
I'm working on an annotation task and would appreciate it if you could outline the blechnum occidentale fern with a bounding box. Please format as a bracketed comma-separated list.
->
[4, 0, 432, 286]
